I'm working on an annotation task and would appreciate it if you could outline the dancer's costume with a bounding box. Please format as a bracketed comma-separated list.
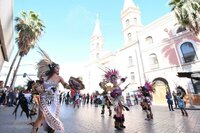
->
[13, 81, 37, 120]
[99, 82, 112, 116]
[140, 81, 154, 120]
[101, 69, 129, 130]
[35, 53, 65, 132]
[12, 90, 31, 120]
[34, 47, 85, 132]
[27, 80, 40, 116]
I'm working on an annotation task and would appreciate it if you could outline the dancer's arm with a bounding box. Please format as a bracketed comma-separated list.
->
[122, 83, 130, 92]
[60, 76, 70, 89]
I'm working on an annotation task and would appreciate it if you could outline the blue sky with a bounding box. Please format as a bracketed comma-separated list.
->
[2, 0, 172, 85]
[13, 0, 172, 66]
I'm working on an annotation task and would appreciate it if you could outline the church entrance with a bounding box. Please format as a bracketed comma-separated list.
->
[152, 78, 170, 105]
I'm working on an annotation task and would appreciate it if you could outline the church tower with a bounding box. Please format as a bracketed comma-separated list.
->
[90, 14, 104, 61]
[121, 0, 143, 45]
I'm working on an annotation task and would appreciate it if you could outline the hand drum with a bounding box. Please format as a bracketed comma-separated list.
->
[68, 77, 85, 90]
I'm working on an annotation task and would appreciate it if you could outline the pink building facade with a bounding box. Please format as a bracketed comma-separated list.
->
[137, 13, 200, 105]
[84, 0, 200, 105]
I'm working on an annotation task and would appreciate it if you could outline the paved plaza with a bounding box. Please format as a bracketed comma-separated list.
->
[0, 104, 200, 133]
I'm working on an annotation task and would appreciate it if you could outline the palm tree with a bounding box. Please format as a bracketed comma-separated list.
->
[169, 0, 200, 35]
[8, 11, 45, 88]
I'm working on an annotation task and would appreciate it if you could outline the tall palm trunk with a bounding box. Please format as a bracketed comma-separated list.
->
[10, 55, 23, 88]
[4, 50, 20, 87]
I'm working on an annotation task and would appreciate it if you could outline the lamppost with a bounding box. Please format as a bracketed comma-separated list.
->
[10, 63, 36, 88]
[23, 73, 33, 81]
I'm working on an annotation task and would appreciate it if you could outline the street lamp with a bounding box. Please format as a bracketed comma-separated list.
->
[23, 73, 32, 81]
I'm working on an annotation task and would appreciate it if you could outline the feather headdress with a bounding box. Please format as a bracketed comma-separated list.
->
[36, 46, 56, 78]
[104, 68, 120, 82]
[143, 81, 155, 93]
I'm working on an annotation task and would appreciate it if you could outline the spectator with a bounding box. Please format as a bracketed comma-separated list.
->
[8, 88, 15, 107]
[172, 91, 178, 108]
[166, 91, 174, 111]
[176, 86, 188, 116]
[86, 93, 90, 104]
[134, 93, 138, 105]
[0, 81, 6, 105]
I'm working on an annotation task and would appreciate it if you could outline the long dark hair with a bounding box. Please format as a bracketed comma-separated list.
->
[27, 80, 35, 91]
[46, 62, 59, 79]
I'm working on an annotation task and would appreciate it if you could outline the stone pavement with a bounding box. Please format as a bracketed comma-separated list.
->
[0, 104, 200, 133]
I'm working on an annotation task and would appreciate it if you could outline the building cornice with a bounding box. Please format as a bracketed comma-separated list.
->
[138, 12, 175, 34]
[119, 41, 137, 52]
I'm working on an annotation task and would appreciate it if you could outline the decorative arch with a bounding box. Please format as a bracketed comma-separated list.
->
[128, 33, 132, 41]
[126, 19, 129, 27]
[152, 77, 170, 105]
[145, 36, 153, 44]
[153, 77, 169, 85]
[149, 53, 159, 69]
[177, 40, 199, 63]
[176, 26, 186, 34]
[133, 17, 137, 24]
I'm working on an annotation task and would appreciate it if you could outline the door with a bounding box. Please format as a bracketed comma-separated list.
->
[152, 80, 168, 105]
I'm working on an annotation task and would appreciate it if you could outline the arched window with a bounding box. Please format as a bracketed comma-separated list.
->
[176, 26, 186, 34]
[128, 33, 132, 41]
[96, 53, 100, 59]
[128, 56, 133, 66]
[149, 53, 159, 69]
[181, 42, 198, 63]
[130, 72, 135, 82]
[91, 43, 95, 50]
[133, 18, 137, 24]
[145, 36, 153, 44]
[96, 43, 100, 49]
[126, 19, 129, 27]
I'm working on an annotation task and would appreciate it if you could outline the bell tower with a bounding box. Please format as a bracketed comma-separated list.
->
[90, 14, 104, 61]
[121, 0, 143, 45]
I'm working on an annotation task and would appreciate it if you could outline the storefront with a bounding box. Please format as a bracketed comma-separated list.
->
[177, 72, 200, 105]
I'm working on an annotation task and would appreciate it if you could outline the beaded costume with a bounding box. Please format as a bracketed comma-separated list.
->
[101, 68, 129, 130]
[31, 47, 84, 133]
[139, 81, 154, 120]
[40, 80, 64, 131]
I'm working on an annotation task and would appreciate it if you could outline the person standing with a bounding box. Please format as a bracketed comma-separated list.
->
[172, 91, 178, 108]
[166, 91, 174, 111]
[86, 93, 90, 104]
[0, 81, 6, 105]
[134, 93, 138, 105]
[177, 91, 188, 116]
[176, 86, 188, 116]
[73, 91, 80, 108]
[66, 91, 70, 105]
